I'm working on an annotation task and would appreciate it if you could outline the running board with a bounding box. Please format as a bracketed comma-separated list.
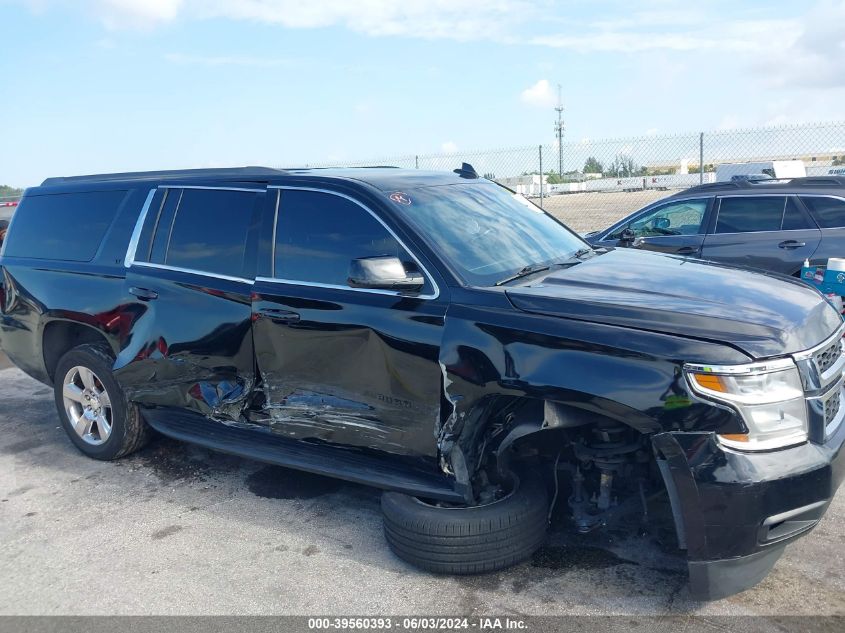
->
[141, 408, 466, 503]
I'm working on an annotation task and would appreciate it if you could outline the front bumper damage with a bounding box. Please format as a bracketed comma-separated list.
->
[656, 328, 845, 601]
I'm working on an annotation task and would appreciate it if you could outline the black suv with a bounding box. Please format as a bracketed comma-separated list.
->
[1, 167, 843, 600]
[585, 176, 845, 276]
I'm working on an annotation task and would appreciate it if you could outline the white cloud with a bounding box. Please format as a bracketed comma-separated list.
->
[751, 0, 845, 89]
[441, 141, 458, 154]
[97, 0, 183, 29]
[520, 79, 556, 108]
[197, 0, 530, 41]
[164, 52, 297, 68]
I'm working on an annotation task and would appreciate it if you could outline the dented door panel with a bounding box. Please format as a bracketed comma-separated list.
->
[251, 281, 447, 459]
[114, 266, 256, 421]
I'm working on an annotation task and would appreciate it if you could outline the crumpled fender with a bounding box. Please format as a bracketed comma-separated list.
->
[436, 300, 747, 478]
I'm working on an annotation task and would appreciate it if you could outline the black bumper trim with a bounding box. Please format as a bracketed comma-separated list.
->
[688, 545, 785, 601]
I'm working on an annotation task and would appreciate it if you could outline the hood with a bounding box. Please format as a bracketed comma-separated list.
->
[505, 249, 842, 358]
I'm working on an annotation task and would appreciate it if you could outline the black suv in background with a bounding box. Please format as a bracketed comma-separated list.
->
[1, 167, 843, 600]
[585, 176, 845, 276]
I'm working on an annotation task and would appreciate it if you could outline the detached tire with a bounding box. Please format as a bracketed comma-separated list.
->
[53, 343, 151, 461]
[381, 470, 549, 574]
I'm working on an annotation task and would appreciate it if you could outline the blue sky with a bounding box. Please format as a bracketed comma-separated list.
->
[1, 0, 843, 186]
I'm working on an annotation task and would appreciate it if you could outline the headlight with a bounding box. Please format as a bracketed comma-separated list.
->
[685, 357, 807, 451]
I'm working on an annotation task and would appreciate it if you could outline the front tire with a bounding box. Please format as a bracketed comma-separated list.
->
[381, 470, 549, 574]
[53, 343, 150, 460]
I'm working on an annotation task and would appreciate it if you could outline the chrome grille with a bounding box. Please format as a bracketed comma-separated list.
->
[814, 339, 842, 376]
[824, 389, 841, 426]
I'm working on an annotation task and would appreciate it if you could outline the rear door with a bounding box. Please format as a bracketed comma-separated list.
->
[250, 186, 448, 461]
[115, 185, 265, 422]
[701, 195, 821, 275]
[800, 195, 845, 267]
[593, 197, 711, 257]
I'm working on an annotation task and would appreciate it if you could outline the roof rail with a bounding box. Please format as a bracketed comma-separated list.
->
[682, 175, 845, 194]
[683, 180, 746, 192]
[791, 176, 845, 187]
[41, 166, 288, 186]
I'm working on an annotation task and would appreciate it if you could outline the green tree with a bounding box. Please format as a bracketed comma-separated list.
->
[583, 157, 604, 174]
[609, 154, 640, 177]
[0, 185, 23, 199]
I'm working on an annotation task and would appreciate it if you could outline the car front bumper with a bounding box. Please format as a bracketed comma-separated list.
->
[654, 402, 845, 600]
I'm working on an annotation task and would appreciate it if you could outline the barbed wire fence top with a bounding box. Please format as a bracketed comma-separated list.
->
[294, 121, 845, 233]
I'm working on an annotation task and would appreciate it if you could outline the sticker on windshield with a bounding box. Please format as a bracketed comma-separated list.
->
[389, 192, 412, 206]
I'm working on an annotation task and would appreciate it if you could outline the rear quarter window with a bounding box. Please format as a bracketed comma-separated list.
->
[2, 190, 128, 262]
[801, 196, 845, 228]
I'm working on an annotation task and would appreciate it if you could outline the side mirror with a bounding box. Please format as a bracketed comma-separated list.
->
[348, 256, 425, 292]
[619, 227, 635, 243]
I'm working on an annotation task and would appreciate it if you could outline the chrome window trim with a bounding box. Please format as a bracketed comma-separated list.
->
[123, 188, 157, 268]
[706, 228, 819, 237]
[125, 185, 264, 279]
[270, 189, 280, 276]
[132, 261, 253, 285]
[163, 188, 185, 263]
[256, 276, 430, 298]
[158, 185, 266, 193]
[266, 185, 440, 300]
[797, 194, 845, 201]
[146, 187, 170, 263]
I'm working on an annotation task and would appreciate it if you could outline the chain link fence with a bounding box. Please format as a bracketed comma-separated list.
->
[300, 121, 845, 233]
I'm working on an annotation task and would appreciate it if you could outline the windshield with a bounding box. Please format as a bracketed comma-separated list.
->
[391, 182, 587, 286]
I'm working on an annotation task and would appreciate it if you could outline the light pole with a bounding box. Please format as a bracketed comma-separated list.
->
[554, 83, 564, 179]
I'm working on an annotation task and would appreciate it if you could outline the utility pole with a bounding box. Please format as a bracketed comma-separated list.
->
[554, 83, 565, 179]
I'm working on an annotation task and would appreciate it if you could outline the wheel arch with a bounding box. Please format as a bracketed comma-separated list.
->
[42, 319, 114, 384]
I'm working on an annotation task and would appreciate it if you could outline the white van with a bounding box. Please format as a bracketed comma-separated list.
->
[715, 160, 806, 182]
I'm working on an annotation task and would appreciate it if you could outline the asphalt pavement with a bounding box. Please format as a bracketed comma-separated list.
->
[0, 357, 843, 616]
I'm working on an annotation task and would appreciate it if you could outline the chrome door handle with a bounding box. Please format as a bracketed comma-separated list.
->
[257, 308, 300, 323]
[778, 240, 806, 249]
[129, 287, 159, 301]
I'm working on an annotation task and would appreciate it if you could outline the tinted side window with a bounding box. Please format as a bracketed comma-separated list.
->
[148, 188, 181, 264]
[715, 197, 785, 234]
[781, 197, 814, 230]
[801, 196, 845, 228]
[274, 190, 409, 286]
[163, 189, 257, 277]
[3, 190, 127, 261]
[610, 199, 707, 239]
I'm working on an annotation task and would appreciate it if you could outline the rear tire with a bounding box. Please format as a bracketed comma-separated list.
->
[381, 469, 549, 574]
[53, 343, 151, 460]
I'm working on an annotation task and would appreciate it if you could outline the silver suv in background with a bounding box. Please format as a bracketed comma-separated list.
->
[585, 176, 845, 276]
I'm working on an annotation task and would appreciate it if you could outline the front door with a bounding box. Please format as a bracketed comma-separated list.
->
[597, 198, 711, 257]
[116, 185, 264, 421]
[251, 187, 448, 462]
[701, 195, 821, 275]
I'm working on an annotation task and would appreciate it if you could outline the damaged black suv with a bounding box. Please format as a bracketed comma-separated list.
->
[1, 165, 843, 600]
